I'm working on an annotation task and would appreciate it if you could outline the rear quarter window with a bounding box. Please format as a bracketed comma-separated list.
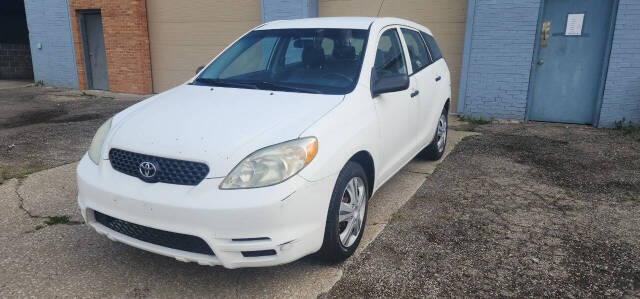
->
[420, 32, 443, 62]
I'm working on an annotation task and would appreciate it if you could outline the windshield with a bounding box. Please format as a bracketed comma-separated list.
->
[194, 28, 369, 95]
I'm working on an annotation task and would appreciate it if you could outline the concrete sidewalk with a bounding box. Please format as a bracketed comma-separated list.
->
[0, 79, 33, 89]
[0, 124, 475, 298]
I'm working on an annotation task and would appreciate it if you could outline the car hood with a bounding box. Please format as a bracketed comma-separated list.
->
[108, 84, 343, 177]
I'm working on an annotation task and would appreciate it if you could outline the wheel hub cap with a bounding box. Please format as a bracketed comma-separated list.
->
[338, 177, 366, 247]
[436, 115, 447, 152]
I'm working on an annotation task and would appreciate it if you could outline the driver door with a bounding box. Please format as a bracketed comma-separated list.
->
[372, 27, 418, 182]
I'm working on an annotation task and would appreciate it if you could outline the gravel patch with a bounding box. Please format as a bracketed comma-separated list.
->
[324, 122, 640, 297]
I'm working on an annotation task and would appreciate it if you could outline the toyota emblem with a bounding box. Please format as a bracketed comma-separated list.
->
[139, 161, 157, 179]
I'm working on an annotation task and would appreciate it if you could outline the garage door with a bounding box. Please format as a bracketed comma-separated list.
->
[146, 0, 262, 92]
[319, 0, 467, 112]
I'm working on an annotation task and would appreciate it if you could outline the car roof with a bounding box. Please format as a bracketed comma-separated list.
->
[257, 17, 433, 35]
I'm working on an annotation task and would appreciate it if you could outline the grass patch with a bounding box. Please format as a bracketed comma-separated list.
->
[621, 192, 640, 202]
[458, 115, 492, 125]
[44, 215, 69, 225]
[614, 119, 640, 141]
[34, 225, 44, 230]
[35, 80, 44, 87]
[1, 163, 66, 181]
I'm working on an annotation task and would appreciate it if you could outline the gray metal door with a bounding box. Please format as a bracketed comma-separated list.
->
[528, 0, 616, 124]
[81, 12, 109, 90]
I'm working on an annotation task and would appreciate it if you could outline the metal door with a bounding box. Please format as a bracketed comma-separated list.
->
[529, 0, 615, 124]
[80, 12, 109, 90]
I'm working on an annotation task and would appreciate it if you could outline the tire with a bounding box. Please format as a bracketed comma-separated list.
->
[317, 161, 369, 263]
[421, 107, 448, 161]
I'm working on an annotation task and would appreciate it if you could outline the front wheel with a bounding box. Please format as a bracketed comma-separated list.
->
[421, 107, 448, 160]
[317, 161, 369, 263]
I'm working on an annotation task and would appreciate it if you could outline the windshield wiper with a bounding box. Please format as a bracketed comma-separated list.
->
[195, 78, 321, 94]
[253, 81, 320, 94]
[194, 78, 258, 89]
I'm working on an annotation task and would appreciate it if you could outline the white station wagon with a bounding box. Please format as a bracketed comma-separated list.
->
[77, 17, 451, 268]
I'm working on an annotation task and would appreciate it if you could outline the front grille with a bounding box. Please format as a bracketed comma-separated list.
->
[94, 211, 215, 256]
[109, 148, 209, 186]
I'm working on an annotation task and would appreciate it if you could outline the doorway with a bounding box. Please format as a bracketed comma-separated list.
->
[0, 0, 33, 81]
[78, 10, 108, 90]
[528, 0, 617, 124]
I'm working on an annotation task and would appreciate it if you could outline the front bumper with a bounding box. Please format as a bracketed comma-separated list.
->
[77, 154, 336, 269]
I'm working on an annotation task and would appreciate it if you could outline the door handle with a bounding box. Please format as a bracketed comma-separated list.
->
[435, 76, 442, 82]
[410, 90, 420, 98]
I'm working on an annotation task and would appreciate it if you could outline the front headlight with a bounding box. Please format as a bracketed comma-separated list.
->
[220, 137, 318, 189]
[88, 117, 113, 165]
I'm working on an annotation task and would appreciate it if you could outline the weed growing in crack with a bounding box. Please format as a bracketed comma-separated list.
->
[390, 211, 404, 224]
[458, 115, 493, 125]
[614, 118, 640, 142]
[44, 215, 70, 225]
[621, 192, 640, 202]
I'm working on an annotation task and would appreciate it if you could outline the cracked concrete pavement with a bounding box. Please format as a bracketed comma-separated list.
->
[1, 129, 473, 298]
[0, 85, 476, 297]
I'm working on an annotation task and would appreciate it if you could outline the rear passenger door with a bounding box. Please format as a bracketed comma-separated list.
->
[400, 28, 439, 147]
[421, 31, 449, 116]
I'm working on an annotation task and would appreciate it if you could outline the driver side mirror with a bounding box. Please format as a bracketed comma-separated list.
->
[196, 65, 205, 75]
[370, 69, 410, 98]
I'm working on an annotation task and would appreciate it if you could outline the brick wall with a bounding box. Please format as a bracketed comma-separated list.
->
[68, 0, 152, 94]
[24, 0, 79, 88]
[0, 43, 33, 80]
[460, 0, 540, 120]
[599, 0, 640, 127]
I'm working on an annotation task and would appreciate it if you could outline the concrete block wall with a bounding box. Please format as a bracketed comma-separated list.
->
[458, 0, 541, 120]
[0, 43, 33, 80]
[599, 0, 640, 126]
[262, 0, 318, 23]
[460, 0, 639, 127]
[24, 0, 79, 88]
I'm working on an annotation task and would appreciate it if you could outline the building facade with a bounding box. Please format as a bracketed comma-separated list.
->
[68, 0, 152, 94]
[20, 0, 638, 126]
[0, 0, 32, 80]
[24, 0, 78, 88]
[458, 0, 639, 126]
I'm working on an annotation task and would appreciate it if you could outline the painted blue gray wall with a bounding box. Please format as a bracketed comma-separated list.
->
[457, 0, 541, 120]
[599, 0, 640, 126]
[24, 0, 78, 88]
[261, 0, 318, 23]
[459, 0, 639, 127]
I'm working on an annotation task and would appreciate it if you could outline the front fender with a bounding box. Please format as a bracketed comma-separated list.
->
[297, 85, 380, 187]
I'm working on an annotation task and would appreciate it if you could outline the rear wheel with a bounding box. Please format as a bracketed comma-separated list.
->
[422, 107, 448, 160]
[317, 161, 369, 263]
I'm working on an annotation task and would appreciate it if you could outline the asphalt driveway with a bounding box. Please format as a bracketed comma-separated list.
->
[0, 85, 145, 180]
[324, 122, 640, 297]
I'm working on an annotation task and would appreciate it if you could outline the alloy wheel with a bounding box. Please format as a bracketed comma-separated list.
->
[338, 177, 367, 247]
[436, 114, 447, 152]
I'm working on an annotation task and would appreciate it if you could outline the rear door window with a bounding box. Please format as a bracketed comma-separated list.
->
[421, 32, 443, 62]
[401, 28, 431, 74]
